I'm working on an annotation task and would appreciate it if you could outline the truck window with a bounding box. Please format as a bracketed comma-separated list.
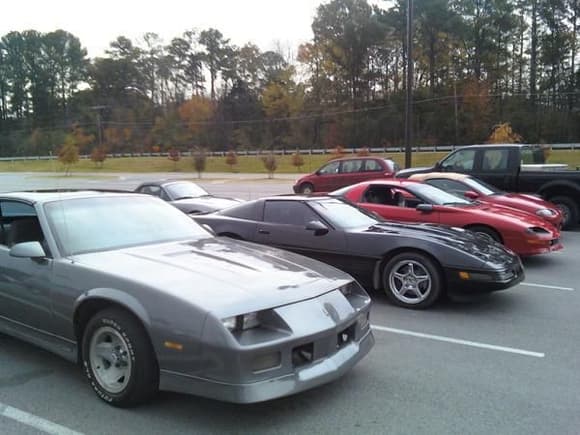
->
[521, 146, 546, 164]
[481, 149, 509, 171]
[440, 149, 476, 171]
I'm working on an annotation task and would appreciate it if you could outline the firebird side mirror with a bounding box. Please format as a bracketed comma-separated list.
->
[464, 190, 479, 200]
[305, 220, 329, 236]
[416, 204, 434, 213]
[9, 241, 46, 259]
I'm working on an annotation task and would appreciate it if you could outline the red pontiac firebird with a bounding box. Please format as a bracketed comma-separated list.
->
[408, 172, 563, 229]
[331, 179, 563, 256]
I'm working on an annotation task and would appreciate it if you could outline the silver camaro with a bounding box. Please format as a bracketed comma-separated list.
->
[0, 191, 374, 407]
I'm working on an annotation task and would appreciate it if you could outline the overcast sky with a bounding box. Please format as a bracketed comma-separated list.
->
[1, 0, 324, 57]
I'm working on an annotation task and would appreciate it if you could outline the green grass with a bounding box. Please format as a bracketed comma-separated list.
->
[0, 149, 578, 174]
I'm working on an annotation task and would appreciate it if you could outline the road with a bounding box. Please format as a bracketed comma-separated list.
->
[0, 172, 579, 435]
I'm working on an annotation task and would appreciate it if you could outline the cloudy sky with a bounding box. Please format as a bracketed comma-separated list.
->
[1, 0, 323, 57]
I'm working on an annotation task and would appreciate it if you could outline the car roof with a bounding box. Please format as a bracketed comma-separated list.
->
[0, 190, 141, 204]
[138, 180, 193, 187]
[352, 179, 422, 187]
[409, 172, 469, 181]
[327, 156, 392, 162]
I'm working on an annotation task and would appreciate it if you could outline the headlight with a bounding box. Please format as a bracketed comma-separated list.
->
[536, 209, 556, 218]
[222, 312, 261, 332]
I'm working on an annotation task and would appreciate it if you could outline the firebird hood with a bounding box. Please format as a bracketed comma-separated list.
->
[72, 237, 352, 316]
[364, 221, 516, 266]
[172, 196, 243, 213]
[464, 202, 552, 227]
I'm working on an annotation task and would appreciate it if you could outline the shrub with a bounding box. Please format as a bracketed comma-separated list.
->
[192, 147, 207, 178]
[225, 150, 238, 172]
[262, 154, 278, 179]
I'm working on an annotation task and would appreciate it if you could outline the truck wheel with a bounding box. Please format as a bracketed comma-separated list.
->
[551, 196, 578, 230]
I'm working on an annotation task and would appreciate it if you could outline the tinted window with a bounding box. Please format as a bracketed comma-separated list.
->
[138, 185, 162, 197]
[318, 161, 340, 175]
[263, 201, 318, 226]
[440, 149, 476, 171]
[340, 159, 364, 173]
[481, 149, 509, 171]
[1, 201, 36, 217]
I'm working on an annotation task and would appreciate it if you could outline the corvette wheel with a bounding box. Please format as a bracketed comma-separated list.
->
[382, 253, 441, 309]
[82, 308, 158, 407]
[299, 183, 314, 195]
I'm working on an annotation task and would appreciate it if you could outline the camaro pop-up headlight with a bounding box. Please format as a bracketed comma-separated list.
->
[536, 209, 556, 218]
[222, 312, 261, 332]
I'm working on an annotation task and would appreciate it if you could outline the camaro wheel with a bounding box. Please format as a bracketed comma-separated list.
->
[467, 225, 502, 244]
[299, 183, 314, 194]
[382, 253, 441, 309]
[550, 196, 578, 230]
[82, 307, 159, 407]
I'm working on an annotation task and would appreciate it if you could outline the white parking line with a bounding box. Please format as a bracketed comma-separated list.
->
[0, 402, 83, 435]
[371, 325, 545, 358]
[521, 282, 574, 291]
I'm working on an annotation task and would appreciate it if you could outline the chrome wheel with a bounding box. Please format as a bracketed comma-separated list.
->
[388, 260, 432, 305]
[89, 326, 132, 394]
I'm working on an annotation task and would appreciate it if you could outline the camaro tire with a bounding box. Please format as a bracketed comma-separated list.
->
[382, 252, 442, 309]
[82, 307, 159, 407]
[299, 183, 314, 194]
[550, 196, 578, 230]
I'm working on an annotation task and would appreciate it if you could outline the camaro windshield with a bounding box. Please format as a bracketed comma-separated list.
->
[166, 182, 209, 199]
[408, 183, 473, 206]
[310, 199, 379, 229]
[463, 177, 501, 195]
[44, 196, 210, 255]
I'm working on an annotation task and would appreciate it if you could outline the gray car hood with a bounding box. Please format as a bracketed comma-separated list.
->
[72, 237, 352, 316]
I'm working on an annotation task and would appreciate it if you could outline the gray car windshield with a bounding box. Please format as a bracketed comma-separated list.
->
[408, 183, 473, 206]
[166, 182, 209, 199]
[45, 196, 210, 255]
[310, 199, 379, 229]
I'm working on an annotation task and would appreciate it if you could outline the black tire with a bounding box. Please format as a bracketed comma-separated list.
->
[82, 307, 159, 407]
[382, 252, 442, 309]
[466, 225, 502, 244]
[299, 183, 315, 195]
[550, 196, 578, 230]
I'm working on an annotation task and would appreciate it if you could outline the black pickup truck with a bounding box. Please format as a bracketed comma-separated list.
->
[396, 144, 580, 229]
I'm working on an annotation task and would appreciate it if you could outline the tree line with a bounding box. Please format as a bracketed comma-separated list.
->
[1, 0, 579, 158]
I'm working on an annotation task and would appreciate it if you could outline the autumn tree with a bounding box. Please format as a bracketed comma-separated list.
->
[90, 146, 106, 168]
[262, 153, 278, 179]
[357, 147, 371, 156]
[225, 149, 238, 171]
[487, 123, 523, 143]
[192, 146, 207, 178]
[58, 135, 79, 175]
[291, 149, 305, 171]
[168, 147, 181, 170]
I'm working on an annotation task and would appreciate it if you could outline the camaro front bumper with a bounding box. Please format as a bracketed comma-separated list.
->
[445, 260, 525, 294]
[159, 327, 374, 403]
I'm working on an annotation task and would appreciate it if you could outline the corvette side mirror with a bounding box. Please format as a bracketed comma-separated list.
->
[305, 220, 329, 236]
[416, 204, 434, 213]
[464, 190, 479, 200]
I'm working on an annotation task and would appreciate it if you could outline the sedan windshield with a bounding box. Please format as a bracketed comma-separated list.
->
[45, 196, 210, 255]
[310, 198, 379, 229]
[165, 182, 209, 199]
[407, 183, 473, 206]
[463, 177, 501, 195]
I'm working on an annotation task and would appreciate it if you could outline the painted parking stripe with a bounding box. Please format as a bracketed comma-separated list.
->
[0, 402, 84, 435]
[371, 325, 545, 358]
[521, 282, 574, 291]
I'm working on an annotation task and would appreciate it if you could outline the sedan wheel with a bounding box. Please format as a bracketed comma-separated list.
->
[383, 253, 441, 309]
[82, 308, 159, 407]
[300, 183, 314, 194]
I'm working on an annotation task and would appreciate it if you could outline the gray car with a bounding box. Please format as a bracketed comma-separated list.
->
[0, 191, 374, 406]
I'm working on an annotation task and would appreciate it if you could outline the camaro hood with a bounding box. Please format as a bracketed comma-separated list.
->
[461, 202, 555, 229]
[365, 221, 516, 266]
[73, 237, 352, 316]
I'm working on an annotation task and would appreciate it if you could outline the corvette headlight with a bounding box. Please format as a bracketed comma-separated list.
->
[222, 312, 261, 332]
[536, 209, 556, 218]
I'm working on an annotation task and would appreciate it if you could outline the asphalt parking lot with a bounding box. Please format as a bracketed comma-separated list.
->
[1, 173, 579, 435]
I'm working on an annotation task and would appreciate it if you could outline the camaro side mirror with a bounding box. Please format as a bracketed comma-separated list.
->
[464, 190, 479, 200]
[416, 204, 434, 213]
[201, 224, 216, 236]
[9, 241, 46, 259]
[305, 220, 329, 236]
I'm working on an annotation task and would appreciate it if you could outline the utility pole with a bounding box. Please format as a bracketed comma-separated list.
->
[454, 80, 459, 146]
[89, 105, 107, 148]
[404, 0, 414, 168]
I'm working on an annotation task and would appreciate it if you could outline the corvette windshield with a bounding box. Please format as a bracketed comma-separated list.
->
[463, 177, 501, 195]
[45, 196, 210, 255]
[310, 198, 379, 229]
[166, 182, 209, 199]
[408, 183, 473, 206]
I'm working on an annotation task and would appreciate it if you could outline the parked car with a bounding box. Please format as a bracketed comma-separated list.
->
[194, 196, 524, 309]
[0, 191, 373, 406]
[396, 144, 580, 229]
[332, 179, 563, 257]
[293, 156, 399, 194]
[408, 172, 563, 228]
[135, 180, 243, 214]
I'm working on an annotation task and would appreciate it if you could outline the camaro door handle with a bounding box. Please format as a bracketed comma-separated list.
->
[258, 229, 270, 235]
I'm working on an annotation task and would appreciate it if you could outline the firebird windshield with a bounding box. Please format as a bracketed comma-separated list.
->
[44, 196, 210, 255]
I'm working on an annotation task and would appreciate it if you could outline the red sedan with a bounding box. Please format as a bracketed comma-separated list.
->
[332, 179, 563, 256]
[409, 172, 563, 229]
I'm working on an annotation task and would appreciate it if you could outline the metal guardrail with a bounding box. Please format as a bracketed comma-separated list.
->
[0, 143, 578, 161]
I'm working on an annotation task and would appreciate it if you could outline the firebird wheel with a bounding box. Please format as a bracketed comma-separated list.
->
[467, 225, 502, 244]
[82, 308, 158, 407]
[382, 253, 441, 309]
[299, 183, 314, 194]
[551, 196, 578, 230]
